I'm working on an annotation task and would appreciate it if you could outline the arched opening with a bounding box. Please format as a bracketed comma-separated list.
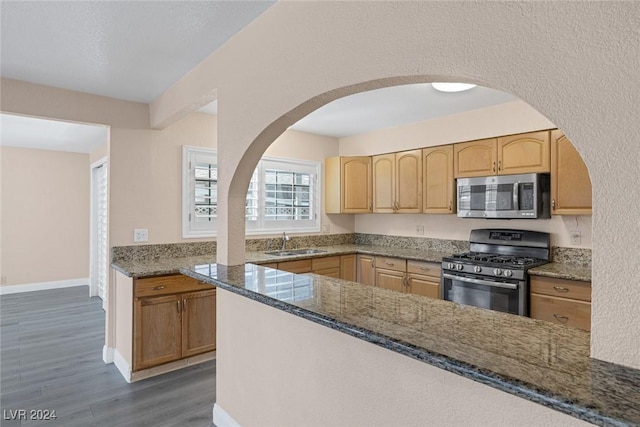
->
[222, 79, 592, 272]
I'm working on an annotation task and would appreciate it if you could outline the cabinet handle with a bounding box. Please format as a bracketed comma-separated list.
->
[403, 275, 409, 287]
[553, 286, 569, 293]
[369, 203, 373, 211]
[448, 201, 452, 212]
[393, 201, 398, 211]
[420, 267, 430, 271]
[492, 161, 496, 173]
[385, 262, 395, 266]
[183, 299, 187, 312]
[498, 160, 502, 171]
[552, 198, 556, 210]
[177, 300, 181, 313]
[153, 285, 165, 291]
[553, 314, 569, 323]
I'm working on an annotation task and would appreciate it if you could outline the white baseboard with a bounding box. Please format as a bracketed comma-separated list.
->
[103, 346, 115, 364]
[113, 349, 132, 383]
[0, 278, 89, 295]
[213, 404, 241, 427]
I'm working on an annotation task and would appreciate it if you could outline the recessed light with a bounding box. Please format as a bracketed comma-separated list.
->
[432, 83, 477, 92]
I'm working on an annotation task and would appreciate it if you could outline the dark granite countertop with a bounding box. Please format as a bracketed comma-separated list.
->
[529, 262, 591, 282]
[181, 263, 640, 427]
[111, 244, 451, 278]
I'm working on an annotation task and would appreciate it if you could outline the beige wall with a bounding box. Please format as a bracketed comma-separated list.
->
[217, 289, 590, 427]
[0, 147, 90, 286]
[109, 115, 348, 246]
[340, 100, 592, 249]
[150, 1, 640, 369]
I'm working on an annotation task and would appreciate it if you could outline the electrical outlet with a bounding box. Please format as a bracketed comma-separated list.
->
[134, 229, 149, 242]
[0, 276, 6, 285]
[570, 231, 581, 245]
[322, 224, 330, 233]
[416, 225, 424, 235]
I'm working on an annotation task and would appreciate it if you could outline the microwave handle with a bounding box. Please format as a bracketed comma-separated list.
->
[513, 182, 519, 210]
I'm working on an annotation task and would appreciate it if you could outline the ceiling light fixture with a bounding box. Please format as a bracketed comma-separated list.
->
[431, 82, 477, 93]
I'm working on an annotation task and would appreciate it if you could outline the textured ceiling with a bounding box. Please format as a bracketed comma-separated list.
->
[1, 1, 275, 103]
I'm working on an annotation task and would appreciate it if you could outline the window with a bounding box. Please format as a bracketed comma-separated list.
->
[183, 146, 320, 238]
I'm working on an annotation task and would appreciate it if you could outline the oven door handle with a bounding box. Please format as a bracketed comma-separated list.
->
[443, 273, 518, 290]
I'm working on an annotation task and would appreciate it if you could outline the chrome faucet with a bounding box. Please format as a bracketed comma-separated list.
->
[280, 232, 290, 250]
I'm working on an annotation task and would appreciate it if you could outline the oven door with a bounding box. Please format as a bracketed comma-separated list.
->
[441, 272, 527, 315]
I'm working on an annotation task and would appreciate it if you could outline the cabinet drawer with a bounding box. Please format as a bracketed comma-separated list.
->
[530, 276, 591, 302]
[312, 256, 340, 271]
[278, 259, 312, 274]
[530, 294, 591, 331]
[135, 275, 212, 298]
[374, 256, 406, 272]
[406, 260, 441, 278]
[313, 267, 340, 278]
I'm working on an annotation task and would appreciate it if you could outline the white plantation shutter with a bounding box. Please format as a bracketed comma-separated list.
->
[95, 163, 108, 300]
[182, 146, 320, 237]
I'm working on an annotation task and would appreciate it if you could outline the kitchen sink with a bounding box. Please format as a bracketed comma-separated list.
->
[265, 248, 327, 256]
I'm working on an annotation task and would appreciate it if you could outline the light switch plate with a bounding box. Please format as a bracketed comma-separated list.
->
[134, 229, 149, 242]
[416, 225, 425, 235]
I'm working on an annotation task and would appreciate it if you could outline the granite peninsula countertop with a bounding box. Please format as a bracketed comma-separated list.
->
[111, 244, 453, 278]
[181, 263, 640, 427]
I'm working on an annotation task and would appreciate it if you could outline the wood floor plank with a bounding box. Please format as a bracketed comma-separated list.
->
[0, 286, 216, 426]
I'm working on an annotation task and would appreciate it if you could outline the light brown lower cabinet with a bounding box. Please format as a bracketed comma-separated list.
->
[340, 254, 357, 281]
[530, 276, 591, 331]
[406, 260, 441, 299]
[358, 255, 441, 299]
[133, 277, 216, 372]
[357, 254, 376, 286]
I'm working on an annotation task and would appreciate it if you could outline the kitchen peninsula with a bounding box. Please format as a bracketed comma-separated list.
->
[111, 234, 639, 426]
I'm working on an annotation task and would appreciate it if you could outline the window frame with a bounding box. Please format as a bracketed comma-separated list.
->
[182, 146, 321, 238]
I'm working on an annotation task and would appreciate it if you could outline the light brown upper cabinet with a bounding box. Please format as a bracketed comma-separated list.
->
[423, 145, 455, 213]
[325, 156, 372, 213]
[497, 130, 551, 175]
[550, 130, 592, 215]
[454, 131, 551, 178]
[372, 149, 422, 213]
[454, 138, 498, 178]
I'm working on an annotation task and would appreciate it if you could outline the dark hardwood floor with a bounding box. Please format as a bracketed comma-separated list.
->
[0, 286, 215, 426]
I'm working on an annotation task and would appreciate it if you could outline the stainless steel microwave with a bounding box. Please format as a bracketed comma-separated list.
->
[457, 173, 550, 219]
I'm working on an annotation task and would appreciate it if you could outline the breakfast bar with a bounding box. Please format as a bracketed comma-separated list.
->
[181, 263, 639, 427]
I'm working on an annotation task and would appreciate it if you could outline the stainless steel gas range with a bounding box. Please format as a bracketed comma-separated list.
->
[441, 229, 550, 316]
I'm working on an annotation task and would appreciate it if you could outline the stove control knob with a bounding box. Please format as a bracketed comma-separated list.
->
[456, 264, 464, 271]
[447, 263, 454, 270]
[493, 268, 502, 276]
[474, 266, 482, 273]
[503, 270, 513, 277]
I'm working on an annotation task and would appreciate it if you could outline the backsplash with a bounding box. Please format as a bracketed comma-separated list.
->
[245, 233, 356, 252]
[551, 247, 591, 266]
[112, 233, 590, 267]
[355, 233, 469, 253]
[111, 241, 217, 263]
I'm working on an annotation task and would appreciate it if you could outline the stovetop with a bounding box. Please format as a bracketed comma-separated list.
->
[447, 252, 547, 269]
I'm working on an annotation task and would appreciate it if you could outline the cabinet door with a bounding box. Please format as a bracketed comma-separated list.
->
[277, 259, 312, 273]
[357, 255, 375, 286]
[423, 145, 454, 213]
[550, 130, 592, 215]
[375, 268, 406, 293]
[395, 150, 422, 213]
[340, 254, 357, 281]
[134, 294, 182, 371]
[407, 274, 440, 299]
[530, 294, 591, 331]
[313, 267, 340, 278]
[182, 290, 217, 358]
[454, 138, 498, 178]
[498, 130, 551, 174]
[372, 154, 396, 213]
[341, 157, 372, 213]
